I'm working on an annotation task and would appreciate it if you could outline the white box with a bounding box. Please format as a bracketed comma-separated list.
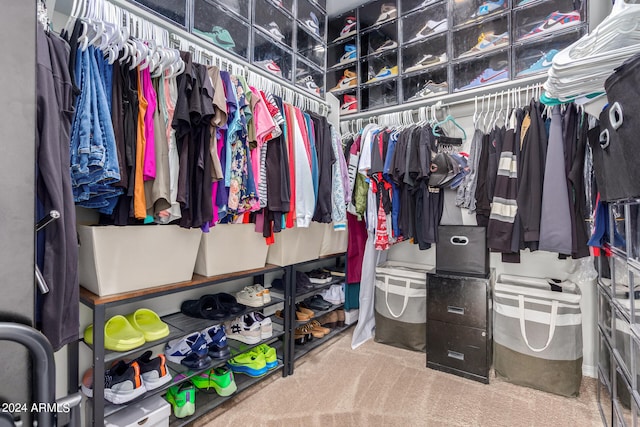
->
[319, 223, 348, 256]
[78, 225, 202, 296]
[104, 395, 170, 427]
[194, 223, 269, 276]
[266, 226, 324, 266]
[344, 309, 359, 325]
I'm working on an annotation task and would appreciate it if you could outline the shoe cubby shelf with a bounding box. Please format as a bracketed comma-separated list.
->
[293, 323, 353, 360]
[330, 0, 589, 116]
[81, 252, 347, 425]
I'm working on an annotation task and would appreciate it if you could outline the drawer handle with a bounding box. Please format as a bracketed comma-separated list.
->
[447, 350, 465, 361]
[450, 235, 469, 246]
[447, 306, 465, 315]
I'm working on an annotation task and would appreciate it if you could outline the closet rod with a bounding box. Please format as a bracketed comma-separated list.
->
[340, 74, 546, 123]
[106, 0, 329, 113]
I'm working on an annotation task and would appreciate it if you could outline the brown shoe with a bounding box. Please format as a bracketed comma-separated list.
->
[309, 320, 330, 335]
[318, 311, 338, 328]
[336, 309, 345, 327]
[296, 305, 315, 319]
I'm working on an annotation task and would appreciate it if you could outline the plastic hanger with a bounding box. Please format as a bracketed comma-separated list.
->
[433, 114, 467, 140]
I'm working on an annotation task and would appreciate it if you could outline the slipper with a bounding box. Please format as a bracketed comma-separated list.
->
[181, 295, 227, 320]
[216, 293, 246, 314]
[84, 315, 145, 352]
[125, 309, 170, 342]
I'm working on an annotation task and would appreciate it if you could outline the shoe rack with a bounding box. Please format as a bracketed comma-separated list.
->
[328, 0, 590, 116]
[79, 252, 348, 425]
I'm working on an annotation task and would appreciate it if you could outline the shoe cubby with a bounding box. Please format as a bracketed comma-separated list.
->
[598, 368, 614, 427]
[360, 78, 398, 111]
[328, 10, 357, 44]
[451, 0, 509, 29]
[297, 0, 326, 40]
[209, 0, 250, 22]
[295, 58, 325, 97]
[360, 21, 399, 60]
[361, 54, 399, 87]
[513, 0, 585, 43]
[402, 66, 449, 102]
[193, 0, 250, 59]
[402, 0, 443, 16]
[513, 26, 583, 78]
[296, 26, 326, 69]
[453, 50, 509, 91]
[339, 92, 359, 115]
[452, 13, 509, 59]
[599, 286, 614, 342]
[359, 0, 398, 31]
[401, 1, 448, 47]
[328, 67, 357, 95]
[327, 40, 357, 70]
[254, 0, 294, 48]
[253, 32, 293, 81]
[263, 0, 294, 15]
[401, 32, 447, 75]
[133, 0, 188, 27]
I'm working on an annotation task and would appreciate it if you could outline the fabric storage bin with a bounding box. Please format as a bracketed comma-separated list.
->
[318, 222, 348, 256]
[104, 395, 170, 426]
[374, 261, 433, 352]
[194, 224, 268, 276]
[266, 225, 324, 266]
[494, 275, 583, 397]
[344, 309, 359, 325]
[78, 225, 201, 296]
[436, 226, 489, 277]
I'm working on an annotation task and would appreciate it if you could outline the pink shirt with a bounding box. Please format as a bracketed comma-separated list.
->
[142, 68, 157, 181]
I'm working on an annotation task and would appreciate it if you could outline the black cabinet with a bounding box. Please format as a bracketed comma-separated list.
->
[426, 271, 493, 384]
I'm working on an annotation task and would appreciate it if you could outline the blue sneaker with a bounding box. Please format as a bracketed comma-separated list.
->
[459, 32, 508, 58]
[517, 49, 559, 76]
[338, 44, 357, 65]
[473, 0, 505, 18]
[164, 332, 212, 369]
[517, 0, 537, 6]
[458, 67, 508, 91]
[227, 351, 268, 377]
[366, 65, 398, 83]
[201, 324, 231, 359]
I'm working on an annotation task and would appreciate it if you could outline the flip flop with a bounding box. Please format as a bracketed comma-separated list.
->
[125, 309, 170, 342]
[84, 315, 145, 352]
[216, 293, 246, 314]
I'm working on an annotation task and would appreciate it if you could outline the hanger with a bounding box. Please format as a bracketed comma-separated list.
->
[433, 114, 467, 140]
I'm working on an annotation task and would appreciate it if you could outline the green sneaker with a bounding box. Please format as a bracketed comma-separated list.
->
[227, 351, 267, 377]
[210, 366, 238, 396]
[165, 377, 195, 419]
[254, 344, 278, 370]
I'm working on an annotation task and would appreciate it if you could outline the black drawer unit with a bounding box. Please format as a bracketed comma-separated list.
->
[426, 270, 493, 384]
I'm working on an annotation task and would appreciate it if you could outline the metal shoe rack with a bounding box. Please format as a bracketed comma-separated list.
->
[328, 0, 589, 115]
[79, 252, 348, 426]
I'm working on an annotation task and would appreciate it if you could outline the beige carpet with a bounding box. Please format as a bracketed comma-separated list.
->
[193, 330, 601, 427]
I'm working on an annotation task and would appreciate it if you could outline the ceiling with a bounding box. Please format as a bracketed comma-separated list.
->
[326, 0, 367, 16]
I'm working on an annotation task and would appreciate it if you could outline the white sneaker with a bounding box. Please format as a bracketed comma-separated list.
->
[249, 312, 273, 340]
[225, 316, 262, 344]
[236, 286, 265, 307]
[320, 285, 342, 305]
[250, 284, 272, 304]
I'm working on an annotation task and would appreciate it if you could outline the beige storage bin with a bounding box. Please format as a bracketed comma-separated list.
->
[266, 225, 324, 266]
[104, 395, 170, 427]
[194, 223, 268, 276]
[319, 223, 348, 256]
[78, 225, 201, 296]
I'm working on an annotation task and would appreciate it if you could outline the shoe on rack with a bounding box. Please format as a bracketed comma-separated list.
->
[517, 49, 559, 76]
[84, 315, 145, 352]
[304, 11, 320, 36]
[200, 324, 231, 359]
[335, 309, 346, 327]
[459, 32, 508, 58]
[255, 59, 283, 78]
[164, 333, 212, 369]
[124, 308, 170, 342]
[296, 270, 317, 293]
[254, 344, 278, 370]
[409, 18, 448, 43]
[192, 25, 235, 50]
[306, 269, 333, 284]
[250, 311, 273, 339]
[303, 294, 333, 311]
[337, 44, 357, 66]
[296, 304, 315, 319]
[258, 21, 286, 43]
[225, 315, 262, 344]
[408, 80, 449, 101]
[309, 320, 330, 336]
[227, 351, 268, 377]
[166, 377, 196, 419]
[374, 39, 398, 53]
[81, 360, 147, 404]
[471, 0, 506, 19]
[375, 3, 398, 25]
[334, 16, 357, 42]
[191, 366, 238, 397]
[236, 286, 265, 307]
[318, 311, 338, 328]
[252, 284, 271, 304]
[330, 69, 357, 92]
[405, 53, 447, 73]
[519, 10, 581, 40]
[366, 65, 398, 83]
[294, 324, 315, 343]
[341, 95, 358, 115]
[131, 351, 172, 391]
[322, 267, 346, 277]
[297, 75, 321, 96]
[458, 67, 508, 91]
[320, 284, 343, 305]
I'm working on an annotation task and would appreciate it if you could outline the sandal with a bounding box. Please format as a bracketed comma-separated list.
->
[216, 293, 246, 314]
[181, 295, 227, 320]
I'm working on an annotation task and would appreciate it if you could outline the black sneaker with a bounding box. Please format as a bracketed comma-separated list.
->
[296, 271, 315, 293]
[133, 351, 173, 391]
[306, 269, 333, 284]
[81, 360, 147, 404]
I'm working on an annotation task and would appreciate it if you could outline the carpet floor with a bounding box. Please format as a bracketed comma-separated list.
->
[193, 329, 602, 427]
